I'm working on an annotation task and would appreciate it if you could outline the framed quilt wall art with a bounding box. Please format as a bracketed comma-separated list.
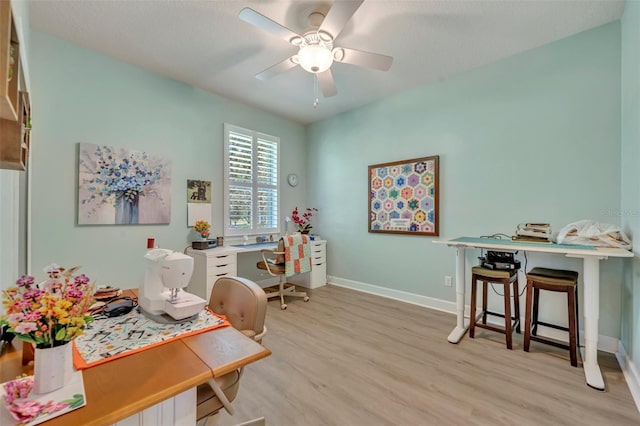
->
[368, 155, 439, 236]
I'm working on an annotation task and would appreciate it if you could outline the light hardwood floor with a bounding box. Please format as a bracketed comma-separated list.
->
[207, 284, 639, 426]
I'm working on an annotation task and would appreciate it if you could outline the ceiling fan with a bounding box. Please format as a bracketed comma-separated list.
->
[239, 0, 393, 99]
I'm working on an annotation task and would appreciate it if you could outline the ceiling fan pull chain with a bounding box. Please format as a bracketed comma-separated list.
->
[314, 74, 319, 108]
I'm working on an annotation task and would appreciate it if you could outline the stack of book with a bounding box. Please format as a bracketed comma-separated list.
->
[512, 223, 552, 243]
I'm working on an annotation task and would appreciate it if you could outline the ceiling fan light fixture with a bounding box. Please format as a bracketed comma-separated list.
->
[290, 36, 304, 46]
[317, 31, 333, 42]
[298, 45, 333, 73]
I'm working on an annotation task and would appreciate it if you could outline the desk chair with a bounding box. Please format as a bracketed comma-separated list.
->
[257, 235, 310, 310]
[196, 276, 268, 422]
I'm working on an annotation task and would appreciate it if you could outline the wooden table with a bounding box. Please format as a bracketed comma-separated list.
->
[435, 237, 633, 390]
[0, 295, 271, 425]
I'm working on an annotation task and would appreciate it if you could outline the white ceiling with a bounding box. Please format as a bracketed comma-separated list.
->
[28, 0, 625, 125]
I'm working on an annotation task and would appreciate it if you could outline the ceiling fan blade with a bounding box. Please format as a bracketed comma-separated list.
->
[317, 69, 337, 97]
[337, 48, 393, 71]
[255, 57, 299, 80]
[239, 8, 301, 43]
[319, 0, 364, 39]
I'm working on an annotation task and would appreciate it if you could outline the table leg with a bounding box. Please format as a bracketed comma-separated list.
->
[582, 256, 605, 390]
[448, 247, 468, 343]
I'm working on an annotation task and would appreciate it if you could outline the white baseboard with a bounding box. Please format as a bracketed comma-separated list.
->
[328, 275, 457, 314]
[616, 342, 640, 412]
[327, 275, 618, 354]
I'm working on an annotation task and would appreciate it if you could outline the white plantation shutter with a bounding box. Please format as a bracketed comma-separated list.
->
[224, 124, 280, 236]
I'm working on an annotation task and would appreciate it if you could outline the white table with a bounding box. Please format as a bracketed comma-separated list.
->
[435, 237, 633, 390]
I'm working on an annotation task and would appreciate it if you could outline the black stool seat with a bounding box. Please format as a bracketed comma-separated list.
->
[469, 266, 521, 350]
[524, 267, 579, 367]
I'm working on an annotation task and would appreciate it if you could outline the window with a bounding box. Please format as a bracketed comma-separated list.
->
[224, 123, 280, 237]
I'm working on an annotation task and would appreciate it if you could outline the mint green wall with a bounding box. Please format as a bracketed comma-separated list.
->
[308, 22, 623, 338]
[621, 0, 640, 379]
[29, 31, 306, 287]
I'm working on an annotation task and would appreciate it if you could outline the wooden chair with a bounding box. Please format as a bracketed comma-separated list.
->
[524, 267, 579, 367]
[469, 266, 521, 349]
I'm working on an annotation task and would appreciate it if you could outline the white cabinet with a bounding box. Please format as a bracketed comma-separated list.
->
[186, 247, 237, 300]
[290, 240, 327, 289]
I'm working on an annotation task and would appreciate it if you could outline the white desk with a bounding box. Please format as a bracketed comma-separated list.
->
[186, 240, 327, 299]
[435, 236, 633, 390]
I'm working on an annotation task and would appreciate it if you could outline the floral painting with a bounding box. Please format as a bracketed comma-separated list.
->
[77, 143, 171, 225]
[368, 155, 439, 236]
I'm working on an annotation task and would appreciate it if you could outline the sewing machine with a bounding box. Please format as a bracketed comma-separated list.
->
[139, 248, 206, 322]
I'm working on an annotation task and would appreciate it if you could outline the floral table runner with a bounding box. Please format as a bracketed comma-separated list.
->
[72, 308, 229, 369]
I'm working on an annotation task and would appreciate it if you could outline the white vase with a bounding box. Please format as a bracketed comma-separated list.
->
[33, 343, 73, 394]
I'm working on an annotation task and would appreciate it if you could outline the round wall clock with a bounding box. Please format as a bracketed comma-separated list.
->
[287, 173, 298, 187]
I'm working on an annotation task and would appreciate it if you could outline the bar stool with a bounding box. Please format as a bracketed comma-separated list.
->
[524, 267, 579, 367]
[469, 266, 521, 349]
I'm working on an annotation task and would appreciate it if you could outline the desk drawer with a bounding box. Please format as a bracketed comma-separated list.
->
[207, 262, 236, 277]
[311, 253, 326, 263]
[208, 253, 236, 267]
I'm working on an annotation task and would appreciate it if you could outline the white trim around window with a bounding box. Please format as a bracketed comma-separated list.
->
[223, 123, 280, 237]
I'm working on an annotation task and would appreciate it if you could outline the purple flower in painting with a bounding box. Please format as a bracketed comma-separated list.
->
[397, 201, 405, 209]
[373, 201, 382, 210]
[408, 174, 420, 187]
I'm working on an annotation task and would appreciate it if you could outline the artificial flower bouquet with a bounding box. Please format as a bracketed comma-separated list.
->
[1, 264, 95, 349]
[291, 207, 318, 233]
[194, 219, 211, 239]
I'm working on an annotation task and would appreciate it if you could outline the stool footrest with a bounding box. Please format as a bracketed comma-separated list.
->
[528, 335, 571, 351]
[476, 310, 521, 334]
[535, 320, 569, 332]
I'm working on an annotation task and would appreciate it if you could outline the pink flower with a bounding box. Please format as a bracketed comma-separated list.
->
[14, 322, 38, 334]
[74, 274, 90, 285]
[8, 399, 43, 422]
[24, 310, 41, 321]
[66, 288, 83, 298]
[23, 287, 44, 300]
[7, 313, 25, 323]
[15, 275, 35, 287]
